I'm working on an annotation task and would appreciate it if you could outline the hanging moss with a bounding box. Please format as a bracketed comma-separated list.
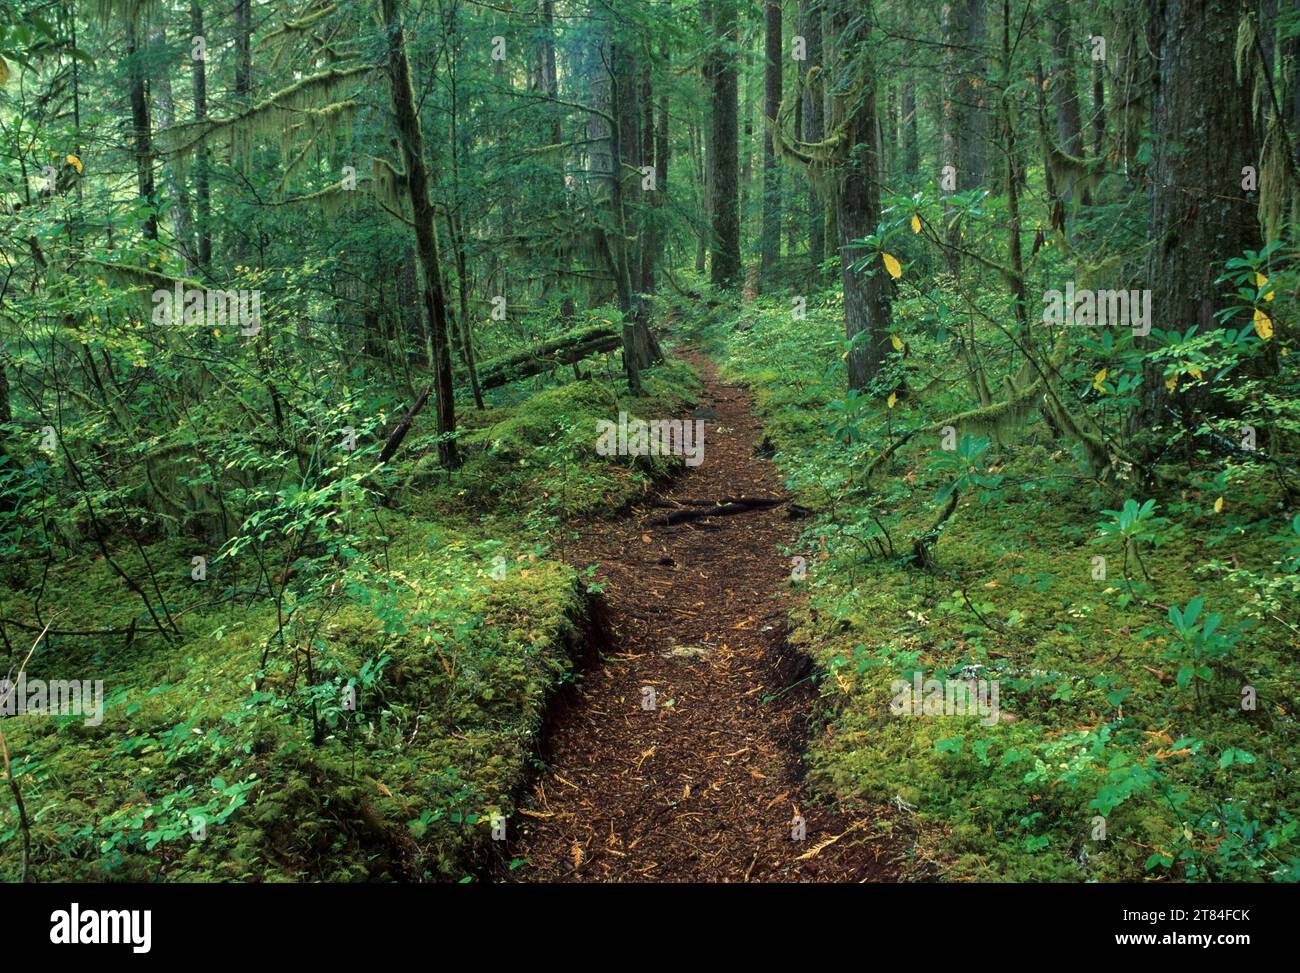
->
[156, 66, 369, 182]
[259, 1, 342, 71]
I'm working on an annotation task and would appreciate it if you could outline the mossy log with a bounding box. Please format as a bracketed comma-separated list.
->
[477, 327, 621, 389]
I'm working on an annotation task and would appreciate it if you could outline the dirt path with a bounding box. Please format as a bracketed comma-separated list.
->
[511, 350, 896, 882]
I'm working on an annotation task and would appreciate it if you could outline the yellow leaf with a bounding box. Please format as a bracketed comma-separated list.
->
[66, 154, 83, 174]
[887, 392, 897, 409]
[911, 214, 921, 234]
[1092, 368, 1107, 392]
[1255, 272, 1268, 288]
[1189, 365, 1203, 380]
[0, 57, 9, 85]
[1254, 308, 1273, 340]
[1213, 496, 1224, 513]
[1165, 374, 1178, 393]
[882, 252, 903, 279]
[890, 334, 903, 352]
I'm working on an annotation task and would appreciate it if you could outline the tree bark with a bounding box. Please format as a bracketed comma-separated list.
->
[800, 1, 826, 268]
[235, 0, 252, 99]
[150, 24, 196, 274]
[191, 0, 211, 267]
[708, 0, 741, 287]
[759, 0, 782, 281]
[1049, 1, 1089, 208]
[901, 76, 920, 177]
[1136, 0, 1262, 430]
[380, 0, 460, 468]
[125, 16, 157, 242]
[963, 0, 989, 187]
[1090, 53, 1107, 159]
[940, 1, 962, 276]
[830, 0, 892, 391]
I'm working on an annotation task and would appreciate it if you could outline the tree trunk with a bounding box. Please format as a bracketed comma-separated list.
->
[940, 1, 962, 276]
[693, 121, 710, 272]
[1090, 54, 1107, 158]
[830, 0, 892, 391]
[1284, 0, 1300, 152]
[1136, 0, 1262, 430]
[380, 0, 460, 468]
[125, 16, 157, 242]
[1049, 1, 1089, 208]
[446, 5, 485, 409]
[1112, 15, 1152, 178]
[708, 0, 741, 287]
[1000, 0, 1029, 346]
[191, 0, 211, 268]
[963, 0, 989, 187]
[801, 1, 826, 268]
[901, 76, 920, 177]
[643, 73, 669, 296]
[235, 0, 252, 99]
[150, 24, 196, 274]
[759, 0, 782, 281]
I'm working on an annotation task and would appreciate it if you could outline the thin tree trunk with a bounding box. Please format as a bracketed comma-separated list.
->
[901, 76, 920, 177]
[1000, 0, 1029, 346]
[380, 0, 460, 468]
[150, 24, 196, 273]
[940, 1, 962, 276]
[191, 0, 211, 267]
[801, 1, 826, 268]
[1090, 54, 1107, 158]
[235, 0, 251, 99]
[125, 16, 157, 242]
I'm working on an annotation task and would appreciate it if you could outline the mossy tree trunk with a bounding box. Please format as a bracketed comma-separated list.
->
[800, 1, 825, 269]
[380, 0, 460, 468]
[830, 0, 891, 392]
[1135, 0, 1261, 435]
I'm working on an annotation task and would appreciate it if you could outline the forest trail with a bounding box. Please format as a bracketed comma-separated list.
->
[511, 351, 897, 882]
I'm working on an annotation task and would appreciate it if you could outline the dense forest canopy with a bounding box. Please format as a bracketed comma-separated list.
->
[0, 0, 1297, 885]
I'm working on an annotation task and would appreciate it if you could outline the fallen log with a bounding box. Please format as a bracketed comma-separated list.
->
[477, 326, 621, 389]
[378, 385, 431, 465]
[719, 496, 786, 508]
[646, 495, 788, 527]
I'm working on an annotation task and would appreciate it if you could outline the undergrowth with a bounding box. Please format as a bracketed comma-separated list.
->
[675, 286, 1300, 883]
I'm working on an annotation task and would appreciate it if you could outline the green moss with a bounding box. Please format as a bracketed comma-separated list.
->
[708, 292, 1300, 883]
[0, 353, 700, 882]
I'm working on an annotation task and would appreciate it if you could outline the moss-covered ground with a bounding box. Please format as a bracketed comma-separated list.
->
[674, 289, 1300, 882]
[0, 349, 699, 881]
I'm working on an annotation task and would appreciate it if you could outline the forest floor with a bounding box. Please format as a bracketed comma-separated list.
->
[510, 349, 899, 882]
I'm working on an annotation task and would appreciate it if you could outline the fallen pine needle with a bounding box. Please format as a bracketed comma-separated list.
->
[794, 818, 871, 862]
